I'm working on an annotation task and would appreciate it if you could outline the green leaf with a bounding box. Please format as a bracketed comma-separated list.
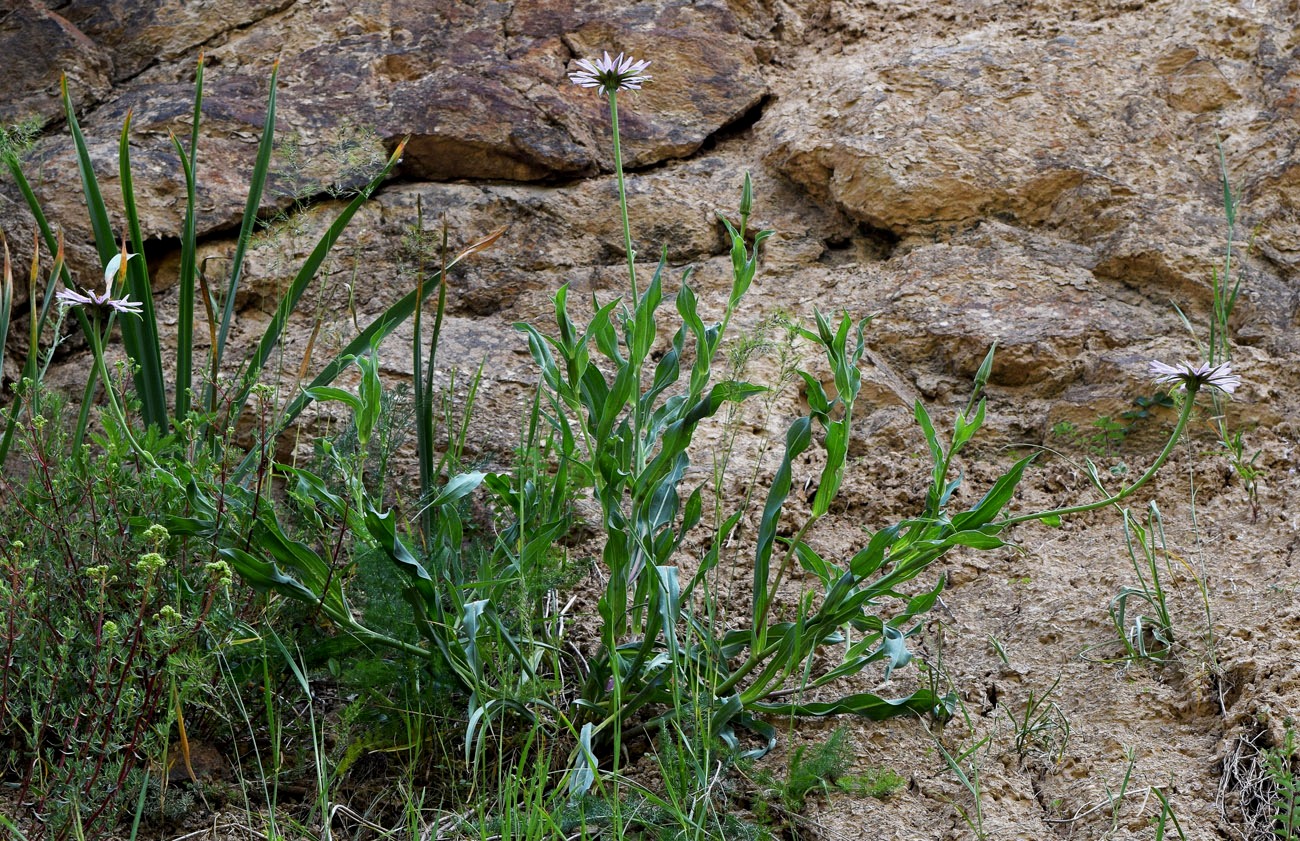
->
[173, 52, 204, 421]
[914, 400, 944, 472]
[797, 371, 832, 416]
[420, 471, 488, 511]
[364, 505, 438, 606]
[793, 541, 834, 585]
[208, 61, 280, 416]
[569, 723, 599, 801]
[629, 255, 664, 364]
[878, 625, 912, 680]
[235, 225, 503, 477]
[117, 110, 167, 430]
[751, 688, 945, 719]
[951, 454, 1035, 532]
[302, 385, 363, 413]
[752, 416, 814, 643]
[225, 138, 406, 431]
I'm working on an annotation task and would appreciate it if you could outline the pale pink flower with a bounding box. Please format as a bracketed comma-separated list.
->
[568, 51, 652, 96]
[1149, 360, 1240, 395]
[56, 252, 142, 316]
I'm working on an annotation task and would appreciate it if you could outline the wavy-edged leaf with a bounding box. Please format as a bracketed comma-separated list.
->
[750, 688, 944, 720]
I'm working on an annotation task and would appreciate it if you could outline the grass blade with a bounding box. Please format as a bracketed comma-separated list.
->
[118, 109, 168, 429]
[173, 52, 205, 421]
[234, 225, 504, 477]
[206, 60, 280, 417]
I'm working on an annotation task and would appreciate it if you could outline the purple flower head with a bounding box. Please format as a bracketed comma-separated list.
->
[568, 51, 652, 96]
[56, 252, 143, 316]
[1149, 360, 1240, 395]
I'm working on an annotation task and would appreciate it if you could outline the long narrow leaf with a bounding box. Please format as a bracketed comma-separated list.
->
[226, 140, 408, 431]
[752, 415, 813, 649]
[118, 109, 168, 429]
[0, 234, 10, 375]
[61, 76, 123, 449]
[207, 60, 280, 416]
[61, 77, 117, 264]
[233, 225, 504, 477]
[173, 52, 205, 420]
[751, 687, 946, 719]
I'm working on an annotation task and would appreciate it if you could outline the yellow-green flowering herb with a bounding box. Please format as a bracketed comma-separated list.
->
[136, 552, 166, 577]
[142, 524, 170, 547]
[205, 560, 233, 588]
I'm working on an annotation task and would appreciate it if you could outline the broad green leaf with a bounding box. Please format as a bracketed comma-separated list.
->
[629, 255, 664, 364]
[914, 400, 943, 472]
[569, 723, 599, 801]
[421, 471, 488, 510]
[878, 625, 912, 680]
[797, 371, 832, 416]
[302, 385, 363, 413]
[951, 453, 1035, 531]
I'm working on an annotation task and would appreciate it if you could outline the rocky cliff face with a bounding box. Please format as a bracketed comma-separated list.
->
[4, 0, 1297, 445]
[4, 2, 1300, 837]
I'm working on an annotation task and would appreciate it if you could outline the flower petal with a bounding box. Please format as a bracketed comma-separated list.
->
[104, 254, 124, 286]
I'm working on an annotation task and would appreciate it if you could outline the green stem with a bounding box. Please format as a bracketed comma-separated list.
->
[714, 512, 822, 698]
[1002, 386, 1200, 528]
[608, 92, 638, 305]
[85, 314, 161, 472]
[607, 92, 650, 482]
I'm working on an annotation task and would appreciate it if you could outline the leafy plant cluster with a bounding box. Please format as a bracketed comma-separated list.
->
[0, 52, 1245, 841]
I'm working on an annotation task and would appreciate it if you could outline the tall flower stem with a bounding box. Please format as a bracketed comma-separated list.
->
[606, 90, 650, 480]
[84, 316, 161, 472]
[1001, 386, 1201, 528]
[607, 92, 638, 306]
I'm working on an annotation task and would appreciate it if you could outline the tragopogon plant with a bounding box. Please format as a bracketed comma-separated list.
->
[0, 58, 502, 476]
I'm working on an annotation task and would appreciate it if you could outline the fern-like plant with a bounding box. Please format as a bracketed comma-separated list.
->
[1265, 729, 1299, 841]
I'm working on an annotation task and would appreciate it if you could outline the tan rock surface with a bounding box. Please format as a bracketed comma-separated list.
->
[2, 1, 1299, 838]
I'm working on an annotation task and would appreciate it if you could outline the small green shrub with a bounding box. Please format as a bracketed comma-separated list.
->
[0, 392, 244, 839]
